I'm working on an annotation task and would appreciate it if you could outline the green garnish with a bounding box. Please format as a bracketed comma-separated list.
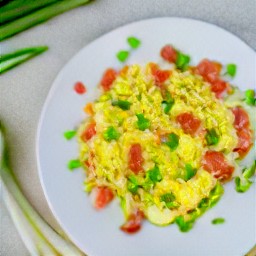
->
[64, 130, 76, 140]
[212, 218, 225, 225]
[161, 99, 174, 114]
[127, 37, 141, 49]
[245, 89, 255, 106]
[175, 51, 190, 71]
[226, 64, 237, 78]
[175, 183, 224, 232]
[147, 166, 162, 184]
[184, 164, 197, 181]
[205, 129, 219, 146]
[127, 175, 139, 194]
[136, 114, 150, 131]
[68, 159, 81, 170]
[116, 50, 129, 62]
[112, 100, 131, 110]
[103, 126, 120, 141]
[242, 161, 256, 179]
[0, 46, 48, 74]
[165, 133, 179, 151]
[160, 193, 178, 209]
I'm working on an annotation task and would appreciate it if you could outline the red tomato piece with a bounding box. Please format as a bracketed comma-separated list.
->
[129, 144, 144, 174]
[94, 187, 114, 210]
[100, 68, 117, 91]
[234, 129, 252, 158]
[81, 123, 96, 141]
[202, 151, 234, 181]
[120, 210, 144, 234]
[154, 69, 171, 87]
[211, 79, 228, 98]
[160, 45, 177, 63]
[232, 107, 250, 130]
[176, 113, 201, 135]
[74, 81, 86, 94]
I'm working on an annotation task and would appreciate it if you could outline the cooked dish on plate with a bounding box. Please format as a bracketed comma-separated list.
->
[73, 44, 255, 233]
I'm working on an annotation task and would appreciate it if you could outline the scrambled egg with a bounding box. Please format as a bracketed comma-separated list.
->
[78, 63, 242, 226]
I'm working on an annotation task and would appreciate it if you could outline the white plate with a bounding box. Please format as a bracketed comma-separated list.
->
[37, 17, 256, 256]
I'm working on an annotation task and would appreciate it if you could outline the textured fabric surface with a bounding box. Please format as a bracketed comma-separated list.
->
[0, 0, 255, 255]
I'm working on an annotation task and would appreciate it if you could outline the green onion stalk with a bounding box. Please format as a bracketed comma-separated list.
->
[0, 121, 86, 255]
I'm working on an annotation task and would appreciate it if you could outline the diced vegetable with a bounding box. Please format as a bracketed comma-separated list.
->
[184, 164, 197, 181]
[147, 166, 162, 184]
[161, 98, 174, 114]
[165, 133, 179, 151]
[68, 159, 81, 170]
[205, 129, 219, 146]
[64, 130, 76, 140]
[226, 64, 237, 78]
[136, 114, 150, 131]
[242, 161, 256, 179]
[112, 100, 131, 110]
[127, 175, 139, 194]
[175, 51, 190, 71]
[160, 193, 178, 209]
[103, 126, 120, 141]
[0, 46, 48, 74]
[245, 89, 255, 106]
[212, 218, 225, 224]
[127, 37, 141, 49]
[129, 144, 144, 174]
[116, 50, 129, 62]
[0, 0, 92, 41]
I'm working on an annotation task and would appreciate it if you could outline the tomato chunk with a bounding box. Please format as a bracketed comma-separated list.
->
[74, 81, 86, 94]
[81, 123, 96, 141]
[203, 151, 234, 181]
[176, 113, 201, 135]
[129, 144, 144, 174]
[100, 68, 117, 91]
[160, 45, 177, 63]
[232, 107, 250, 130]
[150, 63, 171, 87]
[196, 59, 227, 97]
[120, 210, 144, 234]
[94, 187, 114, 210]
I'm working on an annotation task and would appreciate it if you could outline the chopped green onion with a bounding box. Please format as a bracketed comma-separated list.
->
[103, 126, 120, 141]
[0, 0, 92, 41]
[136, 113, 150, 131]
[175, 51, 190, 71]
[68, 159, 81, 170]
[175, 216, 193, 232]
[64, 130, 76, 140]
[0, 46, 48, 74]
[226, 64, 237, 78]
[147, 166, 162, 184]
[235, 177, 252, 193]
[112, 100, 131, 110]
[160, 192, 178, 209]
[205, 129, 219, 146]
[127, 37, 141, 49]
[212, 218, 225, 225]
[242, 161, 256, 179]
[245, 89, 255, 106]
[127, 175, 139, 194]
[161, 99, 174, 114]
[116, 50, 129, 62]
[184, 164, 197, 181]
[165, 133, 179, 151]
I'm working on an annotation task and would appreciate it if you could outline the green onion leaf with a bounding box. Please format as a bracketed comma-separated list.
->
[175, 216, 193, 232]
[136, 114, 150, 131]
[0, 46, 48, 74]
[127, 37, 141, 49]
[116, 50, 129, 62]
[245, 89, 255, 106]
[112, 100, 131, 110]
[235, 177, 252, 193]
[184, 164, 197, 181]
[103, 126, 120, 141]
[226, 64, 237, 78]
[68, 159, 81, 170]
[205, 129, 219, 146]
[242, 161, 256, 179]
[127, 175, 139, 194]
[161, 99, 174, 114]
[165, 133, 179, 151]
[64, 130, 76, 140]
[147, 166, 162, 184]
[212, 218, 225, 225]
[175, 51, 190, 71]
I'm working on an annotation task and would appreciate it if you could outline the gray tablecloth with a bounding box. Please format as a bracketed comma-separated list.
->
[0, 0, 255, 255]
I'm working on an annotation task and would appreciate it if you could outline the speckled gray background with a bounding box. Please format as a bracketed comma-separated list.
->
[0, 0, 255, 255]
